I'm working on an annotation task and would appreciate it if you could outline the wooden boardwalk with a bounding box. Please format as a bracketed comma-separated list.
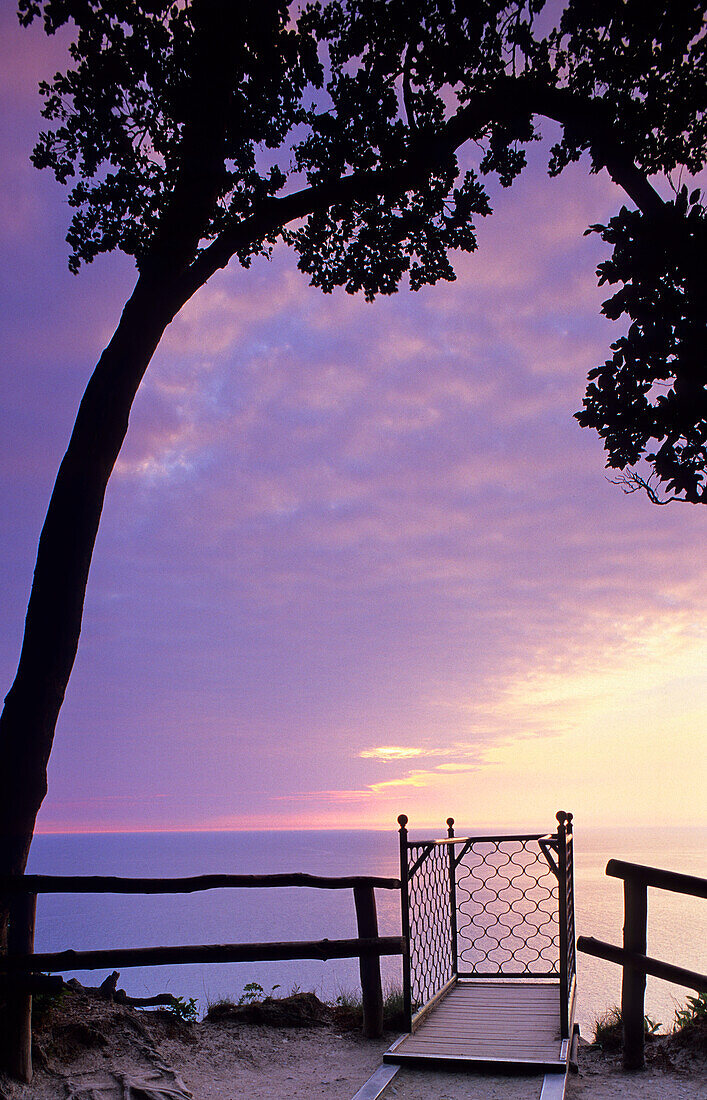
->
[384, 980, 570, 1072]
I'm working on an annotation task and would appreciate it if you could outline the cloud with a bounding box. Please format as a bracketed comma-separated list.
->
[3, 39, 704, 837]
[359, 745, 427, 761]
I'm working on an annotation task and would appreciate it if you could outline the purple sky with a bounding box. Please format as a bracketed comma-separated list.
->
[1, 7, 705, 835]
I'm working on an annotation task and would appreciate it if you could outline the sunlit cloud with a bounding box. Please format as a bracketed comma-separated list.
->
[359, 745, 427, 761]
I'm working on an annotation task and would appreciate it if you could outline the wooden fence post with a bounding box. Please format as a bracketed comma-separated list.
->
[353, 884, 384, 1038]
[6, 892, 37, 1082]
[622, 878, 647, 1070]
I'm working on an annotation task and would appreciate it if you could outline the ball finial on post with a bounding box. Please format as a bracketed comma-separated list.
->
[397, 814, 408, 829]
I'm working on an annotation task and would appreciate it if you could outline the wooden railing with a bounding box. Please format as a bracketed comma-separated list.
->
[577, 859, 707, 1070]
[0, 871, 403, 1082]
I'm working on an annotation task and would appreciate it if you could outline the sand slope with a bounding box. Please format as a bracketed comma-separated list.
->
[0, 988, 704, 1100]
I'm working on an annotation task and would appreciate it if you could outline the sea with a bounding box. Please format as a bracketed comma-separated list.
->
[26, 826, 706, 1038]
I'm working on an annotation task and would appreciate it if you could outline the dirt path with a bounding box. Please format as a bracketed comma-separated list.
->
[1, 989, 704, 1100]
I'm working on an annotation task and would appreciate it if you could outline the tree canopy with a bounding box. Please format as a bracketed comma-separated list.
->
[21, 0, 707, 501]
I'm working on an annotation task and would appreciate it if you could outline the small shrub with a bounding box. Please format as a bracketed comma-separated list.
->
[593, 1005, 660, 1050]
[206, 982, 282, 1017]
[238, 982, 265, 1006]
[31, 980, 70, 1026]
[165, 996, 198, 1023]
[674, 992, 707, 1032]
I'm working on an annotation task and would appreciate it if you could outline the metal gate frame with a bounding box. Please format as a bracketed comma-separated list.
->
[397, 811, 575, 1037]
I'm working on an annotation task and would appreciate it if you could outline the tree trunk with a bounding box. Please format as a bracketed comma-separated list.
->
[0, 270, 186, 943]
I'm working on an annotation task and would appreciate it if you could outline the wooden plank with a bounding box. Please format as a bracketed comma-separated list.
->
[447, 991, 558, 998]
[417, 1017, 558, 1029]
[385, 1051, 565, 1070]
[388, 1048, 560, 1060]
[449, 988, 559, 997]
[416, 1017, 557, 1027]
[420, 1016, 558, 1025]
[436, 1008, 558, 1016]
[430, 1003, 558, 1014]
[399, 1043, 562, 1056]
[401, 1028, 559, 1045]
[416, 1025, 558, 1035]
[412, 1033, 558, 1042]
[423, 1016, 557, 1028]
[411, 1034, 557, 1045]
[438, 1008, 557, 1016]
[396, 1044, 561, 1056]
[437, 1004, 558, 1013]
[455, 980, 558, 989]
[443, 1001, 558, 1010]
[394, 1041, 547, 1052]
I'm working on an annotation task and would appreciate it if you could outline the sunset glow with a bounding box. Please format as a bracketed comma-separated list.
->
[1, 8, 705, 840]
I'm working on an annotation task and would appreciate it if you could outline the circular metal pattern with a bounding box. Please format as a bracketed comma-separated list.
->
[455, 839, 559, 975]
[405, 834, 569, 1010]
[407, 843, 454, 1008]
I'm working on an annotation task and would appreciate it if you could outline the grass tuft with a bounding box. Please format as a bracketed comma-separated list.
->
[331, 982, 405, 1031]
[673, 992, 707, 1036]
[592, 1005, 661, 1050]
[205, 980, 405, 1030]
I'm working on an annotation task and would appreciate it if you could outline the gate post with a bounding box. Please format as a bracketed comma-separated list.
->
[556, 811, 570, 1039]
[446, 818, 458, 978]
[398, 815, 412, 1032]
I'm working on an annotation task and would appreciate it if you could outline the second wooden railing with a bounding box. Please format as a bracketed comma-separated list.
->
[0, 870, 404, 1082]
[577, 859, 707, 1070]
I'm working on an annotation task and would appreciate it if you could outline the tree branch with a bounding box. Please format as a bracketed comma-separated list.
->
[179, 75, 665, 300]
[607, 469, 686, 505]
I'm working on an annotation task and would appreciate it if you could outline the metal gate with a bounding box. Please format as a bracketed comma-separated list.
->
[398, 811, 575, 1037]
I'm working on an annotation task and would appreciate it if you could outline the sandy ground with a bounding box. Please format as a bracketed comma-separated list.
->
[0, 988, 704, 1100]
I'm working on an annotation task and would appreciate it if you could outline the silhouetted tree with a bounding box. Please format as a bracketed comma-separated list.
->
[1, 0, 705, 974]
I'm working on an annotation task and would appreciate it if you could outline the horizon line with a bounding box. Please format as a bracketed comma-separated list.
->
[32, 821, 706, 837]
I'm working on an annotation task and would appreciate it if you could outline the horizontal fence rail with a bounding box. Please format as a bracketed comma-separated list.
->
[605, 860, 707, 899]
[0, 936, 405, 973]
[577, 937, 707, 993]
[577, 859, 707, 1071]
[0, 870, 403, 1083]
[0, 873, 401, 894]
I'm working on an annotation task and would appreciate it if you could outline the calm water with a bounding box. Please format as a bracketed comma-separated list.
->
[26, 826, 706, 1037]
